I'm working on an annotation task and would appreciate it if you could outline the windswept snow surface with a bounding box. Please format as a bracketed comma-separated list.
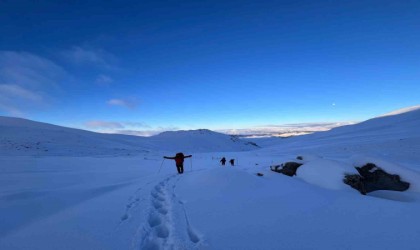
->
[1, 107, 420, 249]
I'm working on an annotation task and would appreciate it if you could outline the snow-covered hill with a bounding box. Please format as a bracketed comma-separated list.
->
[0, 116, 151, 156]
[0, 117, 258, 156]
[149, 129, 259, 153]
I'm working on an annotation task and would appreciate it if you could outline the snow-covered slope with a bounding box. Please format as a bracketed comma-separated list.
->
[265, 106, 420, 162]
[316, 105, 420, 138]
[0, 117, 258, 156]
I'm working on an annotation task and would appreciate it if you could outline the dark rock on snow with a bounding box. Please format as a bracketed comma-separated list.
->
[270, 162, 303, 176]
[343, 174, 367, 194]
[344, 163, 410, 195]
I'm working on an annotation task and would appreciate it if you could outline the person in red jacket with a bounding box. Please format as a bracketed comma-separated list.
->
[164, 152, 192, 174]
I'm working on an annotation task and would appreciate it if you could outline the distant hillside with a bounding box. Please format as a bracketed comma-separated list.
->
[149, 129, 259, 153]
[0, 117, 258, 156]
[0, 116, 153, 156]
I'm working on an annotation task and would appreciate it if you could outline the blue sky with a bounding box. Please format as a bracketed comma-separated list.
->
[0, 0, 419, 135]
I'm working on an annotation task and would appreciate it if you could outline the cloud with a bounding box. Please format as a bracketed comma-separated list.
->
[99, 127, 178, 137]
[107, 98, 139, 109]
[118, 126, 179, 136]
[84, 120, 150, 130]
[107, 130, 158, 137]
[61, 46, 117, 69]
[0, 51, 67, 116]
[85, 121, 124, 129]
[84, 122, 173, 137]
[259, 122, 353, 129]
[0, 84, 43, 101]
[156, 126, 179, 132]
[217, 122, 356, 137]
[125, 122, 151, 128]
[95, 74, 114, 85]
[0, 51, 66, 88]
[0, 103, 24, 117]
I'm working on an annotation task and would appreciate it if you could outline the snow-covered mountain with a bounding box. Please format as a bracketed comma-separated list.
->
[1, 106, 420, 250]
[0, 117, 258, 156]
[1, 106, 419, 157]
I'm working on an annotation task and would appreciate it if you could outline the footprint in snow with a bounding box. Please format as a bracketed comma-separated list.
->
[139, 174, 206, 249]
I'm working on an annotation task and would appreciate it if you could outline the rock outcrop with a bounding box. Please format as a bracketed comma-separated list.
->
[344, 163, 410, 195]
[270, 162, 303, 176]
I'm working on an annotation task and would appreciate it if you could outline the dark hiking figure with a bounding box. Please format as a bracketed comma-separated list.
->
[220, 157, 226, 166]
[164, 152, 192, 174]
[229, 159, 235, 166]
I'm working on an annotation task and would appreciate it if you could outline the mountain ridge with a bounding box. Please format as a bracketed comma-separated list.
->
[1, 105, 419, 156]
[0, 117, 258, 156]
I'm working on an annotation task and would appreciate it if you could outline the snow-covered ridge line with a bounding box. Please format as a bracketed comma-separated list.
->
[377, 105, 420, 118]
[0, 117, 258, 156]
[2, 105, 420, 156]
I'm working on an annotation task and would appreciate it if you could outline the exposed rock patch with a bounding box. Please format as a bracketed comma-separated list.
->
[270, 162, 303, 176]
[344, 163, 410, 195]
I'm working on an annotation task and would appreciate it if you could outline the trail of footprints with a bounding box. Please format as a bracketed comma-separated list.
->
[140, 175, 203, 250]
[120, 181, 154, 224]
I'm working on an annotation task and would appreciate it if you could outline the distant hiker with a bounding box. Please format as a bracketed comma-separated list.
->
[229, 159, 235, 166]
[220, 157, 226, 166]
[164, 152, 192, 174]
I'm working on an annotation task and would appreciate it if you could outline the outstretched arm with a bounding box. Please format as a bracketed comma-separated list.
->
[164, 156, 175, 159]
[184, 155, 192, 158]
